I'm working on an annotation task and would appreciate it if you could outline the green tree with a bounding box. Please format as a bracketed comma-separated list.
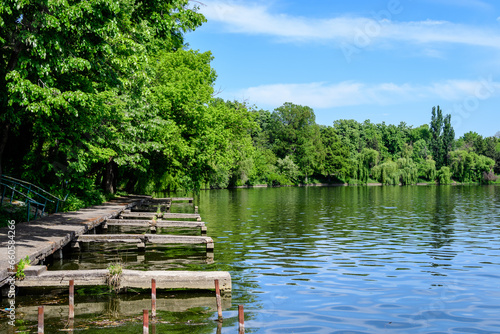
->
[429, 106, 454, 169]
[409, 124, 432, 144]
[277, 155, 300, 184]
[352, 148, 379, 184]
[379, 122, 408, 157]
[320, 126, 350, 182]
[372, 159, 399, 185]
[417, 156, 437, 182]
[449, 149, 495, 183]
[0, 0, 205, 191]
[397, 157, 418, 185]
[412, 139, 432, 163]
[271, 102, 321, 182]
[458, 131, 484, 152]
[333, 119, 363, 157]
[437, 166, 452, 184]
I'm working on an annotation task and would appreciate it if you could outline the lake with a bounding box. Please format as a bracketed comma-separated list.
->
[4, 185, 500, 333]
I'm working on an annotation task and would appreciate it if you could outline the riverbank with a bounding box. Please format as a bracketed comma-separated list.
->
[220, 181, 498, 189]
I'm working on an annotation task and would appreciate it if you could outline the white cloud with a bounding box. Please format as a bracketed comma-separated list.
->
[200, 1, 500, 49]
[426, 0, 492, 10]
[233, 79, 500, 110]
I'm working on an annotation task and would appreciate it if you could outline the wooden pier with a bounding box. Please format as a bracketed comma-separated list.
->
[0, 195, 232, 295]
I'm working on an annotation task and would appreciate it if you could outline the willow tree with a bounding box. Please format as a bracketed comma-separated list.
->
[352, 148, 379, 184]
[372, 159, 399, 185]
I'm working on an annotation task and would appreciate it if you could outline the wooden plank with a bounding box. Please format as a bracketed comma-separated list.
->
[120, 212, 157, 219]
[148, 198, 172, 204]
[170, 197, 193, 203]
[131, 204, 170, 213]
[162, 213, 201, 221]
[105, 219, 207, 235]
[106, 219, 205, 228]
[147, 197, 193, 203]
[76, 234, 213, 251]
[16, 267, 232, 292]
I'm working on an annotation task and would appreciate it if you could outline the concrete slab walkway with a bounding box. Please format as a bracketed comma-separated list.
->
[16, 265, 231, 292]
[0, 196, 147, 287]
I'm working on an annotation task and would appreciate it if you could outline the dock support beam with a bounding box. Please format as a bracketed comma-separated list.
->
[137, 242, 146, 251]
[207, 241, 214, 252]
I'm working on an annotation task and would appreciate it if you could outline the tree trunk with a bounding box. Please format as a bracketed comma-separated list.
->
[102, 158, 117, 194]
[0, 122, 10, 177]
[0, 41, 24, 178]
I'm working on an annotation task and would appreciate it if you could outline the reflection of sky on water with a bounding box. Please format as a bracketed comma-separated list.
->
[201, 186, 500, 333]
[2, 186, 499, 333]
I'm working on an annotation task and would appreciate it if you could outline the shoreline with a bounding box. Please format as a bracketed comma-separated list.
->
[203, 181, 498, 190]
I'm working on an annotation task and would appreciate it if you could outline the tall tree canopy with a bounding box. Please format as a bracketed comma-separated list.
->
[0, 0, 204, 192]
[429, 106, 455, 169]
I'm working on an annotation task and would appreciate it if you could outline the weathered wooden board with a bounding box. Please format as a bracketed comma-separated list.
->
[16, 266, 231, 292]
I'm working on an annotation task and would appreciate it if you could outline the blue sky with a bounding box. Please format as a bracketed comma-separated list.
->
[186, 0, 500, 137]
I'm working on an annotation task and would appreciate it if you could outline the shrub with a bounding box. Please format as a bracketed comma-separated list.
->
[437, 166, 452, 184]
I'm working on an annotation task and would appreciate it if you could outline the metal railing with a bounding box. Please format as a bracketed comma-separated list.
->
[0, 175, 68, 222]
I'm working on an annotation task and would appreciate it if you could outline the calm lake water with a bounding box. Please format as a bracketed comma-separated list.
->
[4, 185, 500, 333]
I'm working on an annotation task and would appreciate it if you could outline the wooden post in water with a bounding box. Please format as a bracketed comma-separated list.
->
[215, 279, 223, 322]
[151, 279, 157, 318]
[143, 309, 149, 334]
[238, 305, 244, 334]
[69, 279, 75, 319]
[38, 306, 44, 334]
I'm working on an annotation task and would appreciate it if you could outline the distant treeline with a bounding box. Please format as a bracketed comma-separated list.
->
[1, 1, 499, 210]
[247, 103, 499, 187]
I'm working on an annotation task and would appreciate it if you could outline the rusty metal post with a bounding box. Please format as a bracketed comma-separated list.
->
[38, 306, 44, 334]
[215, 279, 223, 322]
[151, 278, 157, 318]
[143, 309, 149, 334]
[238, 305, 244, 334]
[69, 279, 75, 319]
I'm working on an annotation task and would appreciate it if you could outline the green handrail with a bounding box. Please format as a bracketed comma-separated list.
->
[0, 175, 69, 222]
[0, 182, 47, 222]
